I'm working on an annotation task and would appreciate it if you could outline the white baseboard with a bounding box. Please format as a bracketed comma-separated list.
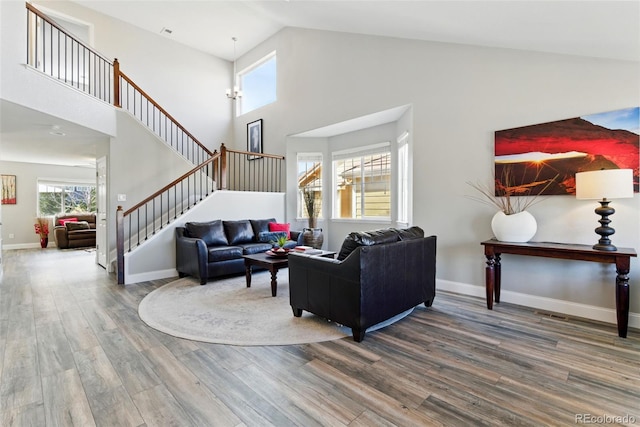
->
[436, 279, 640, 330]
[3, 243, 48, 250]
[124, 268, 177, 285]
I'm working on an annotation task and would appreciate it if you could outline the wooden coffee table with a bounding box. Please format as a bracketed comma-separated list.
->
[243, 250, 336, 296]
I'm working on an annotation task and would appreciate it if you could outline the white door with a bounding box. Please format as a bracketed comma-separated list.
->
[97, 157, 108, 268]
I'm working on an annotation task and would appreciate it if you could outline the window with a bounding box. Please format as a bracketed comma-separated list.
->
[397, 132, 410, 225]
[333, 143, 391, 219]
[297, 153, 322, 220]
[239, 52, 276, 115]
[38, 180, 96, 217]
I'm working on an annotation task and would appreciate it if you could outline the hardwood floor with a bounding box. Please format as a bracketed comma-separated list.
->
[0, 248, 638, 426]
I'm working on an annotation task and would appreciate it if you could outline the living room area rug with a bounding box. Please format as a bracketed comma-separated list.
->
[138, 272, 412, 346]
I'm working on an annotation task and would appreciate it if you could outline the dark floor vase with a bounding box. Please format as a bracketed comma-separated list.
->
[40, 237, 48, 248]
[302, 228, 323, 249]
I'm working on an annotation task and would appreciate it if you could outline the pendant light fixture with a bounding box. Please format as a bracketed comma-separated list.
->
[226, 37, 242, 100]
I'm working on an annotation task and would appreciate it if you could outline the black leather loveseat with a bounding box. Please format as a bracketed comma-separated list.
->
[288, 227, 436, 342]
[176, 218, 302, 284]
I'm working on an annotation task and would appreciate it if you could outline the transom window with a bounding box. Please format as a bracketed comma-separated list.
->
[239, 52, 276, 115]
[333, 143, 391, 220]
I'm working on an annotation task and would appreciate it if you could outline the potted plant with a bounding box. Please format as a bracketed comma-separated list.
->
[272, 234, 289, 253]
[301, 186, 323, 249]
[467, 166, 557, 242]
[34, 217, 50, 248]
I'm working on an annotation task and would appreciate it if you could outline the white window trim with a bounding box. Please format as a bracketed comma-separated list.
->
[397, 131, 410, 226]
[296, 152, 323, 221]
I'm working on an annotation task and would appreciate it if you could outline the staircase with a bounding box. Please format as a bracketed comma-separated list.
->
[24, 3, 286, 284]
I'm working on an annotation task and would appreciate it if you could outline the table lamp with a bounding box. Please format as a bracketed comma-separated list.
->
[575, 168, 634, 251]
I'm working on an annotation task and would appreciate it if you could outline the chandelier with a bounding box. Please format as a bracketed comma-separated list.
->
[226, 37, 242, 100]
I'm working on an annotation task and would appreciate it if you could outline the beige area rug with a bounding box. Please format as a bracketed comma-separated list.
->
[138, 272, 413, 346]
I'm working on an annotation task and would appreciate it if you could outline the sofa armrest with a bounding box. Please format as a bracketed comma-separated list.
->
[288, 252, 363, 325]
[358, 236, 437, 315]
[175, 228, 209, 284]
[290, 230, 304, 246]
[54, 226, 69, 249]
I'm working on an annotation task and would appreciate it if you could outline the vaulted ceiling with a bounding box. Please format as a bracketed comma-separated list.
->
[2, 1, 639, 167]
[75, 0, 639, 61]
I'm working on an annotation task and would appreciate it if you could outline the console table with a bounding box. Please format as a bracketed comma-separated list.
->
[481, 239, 637, 338]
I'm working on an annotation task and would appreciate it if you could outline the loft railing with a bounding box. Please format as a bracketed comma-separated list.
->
[26, 3, 113, 103]
[25, 3, 212, 166]
[219, 144, 285, 192]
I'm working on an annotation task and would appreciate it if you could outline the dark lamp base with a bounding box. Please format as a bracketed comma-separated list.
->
[593, 243, 617, 251]
[592, 199, 618, 252]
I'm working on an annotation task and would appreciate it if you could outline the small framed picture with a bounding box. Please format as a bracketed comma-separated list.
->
[247, 119, 263, 160]
[1, 174, 16, 205]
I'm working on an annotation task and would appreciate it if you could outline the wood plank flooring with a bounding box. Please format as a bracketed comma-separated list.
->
[0, 248, 638, 426]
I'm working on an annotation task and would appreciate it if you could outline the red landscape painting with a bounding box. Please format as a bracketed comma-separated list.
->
[494, 107, 640, 195]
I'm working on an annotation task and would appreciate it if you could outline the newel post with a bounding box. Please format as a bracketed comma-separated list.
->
[113, 58, 121, 108]
[220, 143, 228, 190]
[116, 205, 124, 284]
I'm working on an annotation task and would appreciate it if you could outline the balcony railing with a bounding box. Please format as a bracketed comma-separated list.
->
[26, 3, 113, 103]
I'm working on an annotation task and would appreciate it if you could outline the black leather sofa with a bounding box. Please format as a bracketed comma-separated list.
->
[288, 227, 436, 342]
[175, 218, 302, 285]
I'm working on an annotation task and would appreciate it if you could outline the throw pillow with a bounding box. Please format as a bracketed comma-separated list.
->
[66, 221, 90, 231]
[223, 220, 254, 245]
[258, 231, 288, 244]
[268, 222, 290, 239]
[59, 217, 78, 226]
[185, 220, 228, 246]
[249, 218, 277, 236]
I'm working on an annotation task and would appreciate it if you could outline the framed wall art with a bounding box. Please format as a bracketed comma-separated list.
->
[1, 175, 16, 205]
[494, 107, 639, 195]
[247, 119, 263, 160]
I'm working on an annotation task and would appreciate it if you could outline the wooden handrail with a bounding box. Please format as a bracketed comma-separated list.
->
[123, 152, 219, 217]
[117, 70, 213, 157]
[224, 145, 285, 160]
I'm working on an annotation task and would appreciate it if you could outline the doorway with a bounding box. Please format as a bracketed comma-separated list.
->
[97, 157, 107, 268]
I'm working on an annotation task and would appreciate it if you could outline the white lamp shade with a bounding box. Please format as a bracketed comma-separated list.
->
[575, 169, 634, 200]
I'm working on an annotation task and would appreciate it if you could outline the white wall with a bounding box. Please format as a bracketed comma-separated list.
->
[31, 1, 232, 151]
[236, 27, 640, 324]
[0, 161, 96, 248]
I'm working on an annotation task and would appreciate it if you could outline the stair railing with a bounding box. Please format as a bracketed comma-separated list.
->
[116, 153, 220, 284]
[114, 60, 213, 165]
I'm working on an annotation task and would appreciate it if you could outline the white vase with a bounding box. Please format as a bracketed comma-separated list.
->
[491, 211, 537, 242]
